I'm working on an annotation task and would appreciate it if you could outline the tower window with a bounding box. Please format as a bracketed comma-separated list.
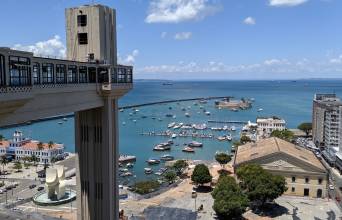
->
[78, 33, 88, 45]
[77, 15, 87, 27]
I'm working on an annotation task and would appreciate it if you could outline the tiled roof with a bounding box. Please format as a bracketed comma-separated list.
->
[0, 140, 63, 151]
[234, 137, 325, 171]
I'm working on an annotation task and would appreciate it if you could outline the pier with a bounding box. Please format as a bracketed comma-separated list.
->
[140, 131, 215, 139]
[208, 120, 247, 124]
[121, 96, 233, 109]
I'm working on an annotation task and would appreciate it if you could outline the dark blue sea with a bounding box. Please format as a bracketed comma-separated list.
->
[1, 80, 342, 182]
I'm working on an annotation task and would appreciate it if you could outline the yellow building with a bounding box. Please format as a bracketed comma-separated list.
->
[233, 137, 327, 198]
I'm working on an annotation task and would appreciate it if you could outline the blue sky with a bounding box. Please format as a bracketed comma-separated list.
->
[1, 0, 342, 79]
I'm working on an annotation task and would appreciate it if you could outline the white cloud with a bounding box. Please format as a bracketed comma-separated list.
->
[243, 17, 256, 25]
[330, 55, 342, 64]
[118, 49, 139, 65]
[174, 32, 192, 40]
[161, 32, 168, 38]
[12, 35, 66, 58]
[145, 0, 221, 23]
[269, 0, 308, 7]
[138, 57, 342, 77]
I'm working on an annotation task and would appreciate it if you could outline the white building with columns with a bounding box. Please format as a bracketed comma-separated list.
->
[0, 130, 64, 164]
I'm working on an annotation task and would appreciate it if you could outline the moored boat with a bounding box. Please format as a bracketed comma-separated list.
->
[160, 154, 174, 161]
[182, 147, 195, 153]
[147, 158, 161, 165]
[144, 168, 153, 174]
[188, 141, 203, 147]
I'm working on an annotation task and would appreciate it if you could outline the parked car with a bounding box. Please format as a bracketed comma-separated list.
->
[37, 186, 44, 191]
[29, 184, 36, 189]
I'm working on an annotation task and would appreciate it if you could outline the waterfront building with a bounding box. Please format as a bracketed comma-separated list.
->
[233, 137, 327, 198]
[312, 94, 342, 169]
[0, 131, 64, 163]
[0, 4, 133, 220]
[312, 94, 342, 149]
[256, 116, 286, 138]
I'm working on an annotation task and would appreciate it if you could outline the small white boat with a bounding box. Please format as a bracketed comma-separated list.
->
[205, 111, 211, 116]
[63, 118, 68, 121]
[172, 115, 177, 119]
[257, 108, 263, 112]
[217, 136, 226, 141]
[133, 120, 137, 123]
[58, 121, 63, 124]
[185, 113, 190, 117]
[222, 126, 228, 131]
[122, 122, 126, 125]
[226, 135, 232, 141]
[160, 154, 174, 161]
[126, 163, 134, 168]
[146, 158, 161, 165]
[119, 109, 124, 112]
[168, 122, 176, 129]
[158, 118, 162, 121]
[171, 134, 177, 139]
[188, 141, 203, 147]
[173, 124, 181, 129]
[144, 168, 153, 174]
[182, 147, 195, 153]
[231, 126, 236, 131]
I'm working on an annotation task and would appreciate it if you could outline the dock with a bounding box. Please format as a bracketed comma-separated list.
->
[121, 96, 233, 109]
[208, 120, 247, 124]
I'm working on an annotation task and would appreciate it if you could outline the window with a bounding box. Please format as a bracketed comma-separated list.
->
[77, 15, 87, 27]
[79, 66, 87, 83]
[98, 67, 108, 83]
[42, 63, 54, 84]
[117, 67, 126, 83]
[78, 33, 88, 45]
[88, 67, 96, 83]
[318, 178, 323, 184]
[305, 177, 309, 184]
[292, 176, 296, 183]
[9, 56, 31, 86]
[56, 64, 66, 84]
[0, 54, 5, 86]
[291, 187, 295, 192]
[68, 65, 78, 83]
[33, 63, 40, 84]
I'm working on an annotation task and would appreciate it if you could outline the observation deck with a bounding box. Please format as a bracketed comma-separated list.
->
[0, 47, 133, 127]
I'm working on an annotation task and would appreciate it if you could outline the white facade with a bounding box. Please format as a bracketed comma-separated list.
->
[0, 131, 65, 164]
[257, 117, 286, 138]
[312, 94, 342, 150]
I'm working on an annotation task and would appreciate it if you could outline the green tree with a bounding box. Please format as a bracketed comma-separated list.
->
[271, 130, 294, 142]
[133, 180, 160, 195]
[163, 171, 177, 183]
[48, 141, 54, 150]
[212, 175, 249, 219]
[0, 134, 4, 141]
[236, 164, 287, 208]
[297, 122, 312, 137]
[172, 160, 188, 175]
[191, 164, 212, 186]
[0, 155, 8, 173]
[240, 135, 252, 144]
[215, 153, 231, 168]
[50, 156, 57, 166]
[14, 161, 22, 172]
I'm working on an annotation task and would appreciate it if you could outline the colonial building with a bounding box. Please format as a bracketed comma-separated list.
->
[256, 116, 286, 138]
[233, 137, 327, 198]
[0, 131, 64, 164]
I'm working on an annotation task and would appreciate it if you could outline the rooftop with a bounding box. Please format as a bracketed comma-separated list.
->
[234, 137, 325, 171]
[0, 140, 63, 151]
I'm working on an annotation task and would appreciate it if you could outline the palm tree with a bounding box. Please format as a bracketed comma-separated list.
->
[48, 141, 54, 150]
[0, 155, 8, 174]
[30, 155, 39, 172]
[37, 142, 44, 165]
[50, 156, 57, 167]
